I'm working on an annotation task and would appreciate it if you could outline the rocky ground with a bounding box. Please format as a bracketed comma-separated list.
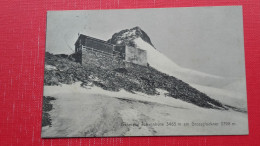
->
[42, 96, 56, 127]
[44, 52, 228, 110]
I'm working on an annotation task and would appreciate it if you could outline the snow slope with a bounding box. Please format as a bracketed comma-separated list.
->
[108, 27, 246, 108]
[133, 38, 228, 87]
[133, 38, 247, 108]
[190, 83, 247, 109]
[42, 83, 248, 137]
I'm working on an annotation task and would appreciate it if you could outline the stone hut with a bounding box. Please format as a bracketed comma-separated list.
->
[74, 34, 147, 68]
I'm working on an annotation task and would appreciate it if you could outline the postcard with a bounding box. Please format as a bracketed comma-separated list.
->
[42, 6, 248, 138]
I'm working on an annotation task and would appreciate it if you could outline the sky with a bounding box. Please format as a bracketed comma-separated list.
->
[46, 6, 245, 78]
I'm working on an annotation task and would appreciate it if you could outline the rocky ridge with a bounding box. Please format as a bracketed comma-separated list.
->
[108, 26, 155, 47]
[44, 52, 228, 110]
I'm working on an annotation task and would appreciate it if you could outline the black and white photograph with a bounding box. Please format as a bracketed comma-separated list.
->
[42, 6, 248, 138]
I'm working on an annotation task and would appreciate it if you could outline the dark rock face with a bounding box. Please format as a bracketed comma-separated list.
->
[44, 52, 227, 110]
[42, 96, 56, 127]
[107, 26, 155, 48]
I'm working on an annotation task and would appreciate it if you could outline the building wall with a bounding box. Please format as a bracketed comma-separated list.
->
[84, 38, 114, 55]
[75, 35, 148, 67]
[74, 50, 82, 63]
[81, 48, 125, 69]
[125, 46, 147, 66]
[114, 45, 126, 59]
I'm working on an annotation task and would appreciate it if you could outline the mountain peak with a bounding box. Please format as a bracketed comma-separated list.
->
[130, 26, 142, 31]
[108, 26, 155, 48]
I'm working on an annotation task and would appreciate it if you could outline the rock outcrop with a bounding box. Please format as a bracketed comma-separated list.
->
[108, 26, 155, 48]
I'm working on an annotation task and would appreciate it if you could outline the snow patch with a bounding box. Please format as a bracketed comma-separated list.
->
[45, 65, 57, 70]
[42, 83, 248, 137]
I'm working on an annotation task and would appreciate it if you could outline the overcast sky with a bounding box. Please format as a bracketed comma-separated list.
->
[46, 6, 245, 78]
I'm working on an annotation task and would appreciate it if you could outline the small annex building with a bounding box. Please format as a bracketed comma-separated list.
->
[74, 34, 147, 67]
